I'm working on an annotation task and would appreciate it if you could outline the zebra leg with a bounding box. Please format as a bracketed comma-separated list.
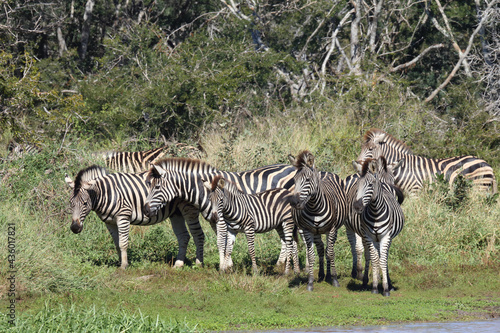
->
[276, 237, 287, 267]
[105, 223, 121, 267]
[244, 224, 258, 275]
[380, 236, 392, 297]
[224, 229, 237, 272]
[216, 218, 228, 272]
[361, 237, 372, 290]
[169, 213, 191, 268]
[303, 230, 316, 291]
[346, 227, 364, 280]
[315, 234, 325, 282]
[178, 202, 205, 266]
[326, 227, 340, 287]
[368, 241, 381, 294]
[116, 217, 131, 269]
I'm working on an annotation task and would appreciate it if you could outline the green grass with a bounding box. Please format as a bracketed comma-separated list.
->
[0, 112, 499, 331]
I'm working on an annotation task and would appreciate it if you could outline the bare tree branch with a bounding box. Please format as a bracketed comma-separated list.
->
[425, 0, 496, 103]
[390, 43, 444, 72]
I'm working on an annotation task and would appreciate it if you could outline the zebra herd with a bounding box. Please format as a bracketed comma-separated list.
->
[62, 129, 496, 296]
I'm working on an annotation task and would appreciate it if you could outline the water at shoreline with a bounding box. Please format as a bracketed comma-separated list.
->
[228, 318, 500, 333]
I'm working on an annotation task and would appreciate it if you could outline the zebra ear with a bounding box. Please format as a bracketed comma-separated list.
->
[306, 154, 315, 168]
[288, 154, 295, 164]
[65, 174, 75, 188]
[373, 132, 386, 144]
[202, 178, 212, 191]
[217, 178, 226, 189]
[388, 158, 404, 172]
[352, 160, 362, 173]
[81, 179, 97, 190]
[369, 159, 379, 173]
[152, 164, 167, 177]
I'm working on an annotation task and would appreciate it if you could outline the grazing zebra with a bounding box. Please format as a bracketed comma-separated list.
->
[6, 140, 41, 160]
[357, 128, 497, 194]
[65, 165, 205, 269]
[288, 151, 347, 291]
[143, 157, 301, 271]
[203, 176, 299, 274]
[348, 156, 405, 297]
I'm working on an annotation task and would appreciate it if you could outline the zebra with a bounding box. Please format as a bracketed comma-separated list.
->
[288, 151, 347, 291]
[344, 157, 405, 282]
[98, 143, 205, 173]
[347, 156, 405, 297]
[203, 175, 299, 274]
[357, 128, 497, 194]
[143, 157, 302, 271]
[64, 165, 205, 269]
[100, 146, 169, 173]
[6, 140, 41, 160]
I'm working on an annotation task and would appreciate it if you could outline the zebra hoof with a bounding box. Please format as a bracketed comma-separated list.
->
[173, 260, 184, 268]
[383, 291, 391, 297]
[307, 283, 314, 292]
[332, 280, 340, 287]
[371, 289, 379, 294]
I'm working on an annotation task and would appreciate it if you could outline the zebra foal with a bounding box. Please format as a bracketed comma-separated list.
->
[358, 128, 497, 194]
[203, 176, 299, 274]
[349, 156, 405, 297]
[288, 151, 347, 291]
[65, 165, 205, 269]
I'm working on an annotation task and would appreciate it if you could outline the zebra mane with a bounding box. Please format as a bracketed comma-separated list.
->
[360, 156, 388, 176]
[363, 128, 412, 154]
[73, 165, 108, 195]
[211, 175, 239, 193]
[293, 150, 315, 170]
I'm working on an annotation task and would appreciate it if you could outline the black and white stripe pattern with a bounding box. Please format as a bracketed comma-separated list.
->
[288, 151, 347, 291]
[65, 165, 205, 269]
[205, 176, 299, 274]
[143, 158, 297, 270]
[7, 140, 41, 160]
[101, 146, 168, 173]
[358, 128, 497, 194]
[348, 156, 405, 297]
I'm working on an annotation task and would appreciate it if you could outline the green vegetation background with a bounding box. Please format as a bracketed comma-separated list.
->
[0, 0, 499, 331]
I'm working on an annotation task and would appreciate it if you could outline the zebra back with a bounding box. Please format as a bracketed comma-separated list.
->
[209, 176, 293, 233]
[358, 128, 497, 194]
[102, 146, 168, 173]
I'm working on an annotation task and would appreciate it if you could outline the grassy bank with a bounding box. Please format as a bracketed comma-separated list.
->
[0, 108, 499, 331]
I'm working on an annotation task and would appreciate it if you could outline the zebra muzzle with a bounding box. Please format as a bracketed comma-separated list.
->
[143, 203, 157, 217]
[70, 220, 83, 234]
[353, 199, 364, 214]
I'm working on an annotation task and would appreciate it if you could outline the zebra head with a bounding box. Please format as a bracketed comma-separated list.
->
[289, 150, 320, 210]
[144, 164, 179, 217]
[64, 166, 106, 234]
[357, 128, 411, 164]
[352, 158, 379, 214]
[203, 176, 227, 223]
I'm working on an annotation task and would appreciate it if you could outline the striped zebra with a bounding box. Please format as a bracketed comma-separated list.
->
[99, 143, 205, 173]
[65, 165, 205, 269]
[203, 176, 299, 274]
[344, 157, 404, 282]
[347, 156, 405, 297]
[143, 158, 300, 271]
[6, 140, 41, 160]
[288, 151, 347, 291]
[100, 146, 168, 173]
[358, 128, 497, 194]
